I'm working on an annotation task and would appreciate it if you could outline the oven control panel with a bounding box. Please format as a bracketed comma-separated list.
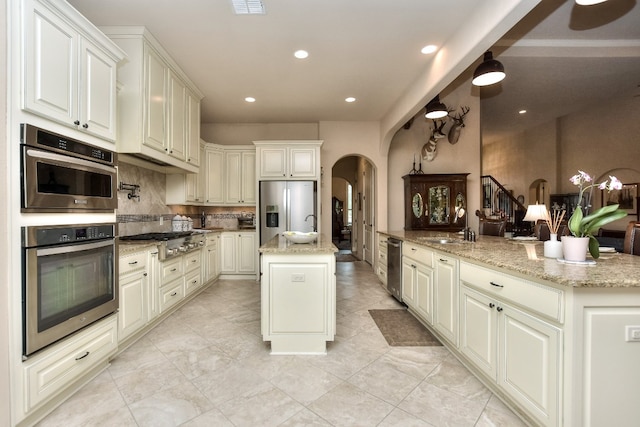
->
[22, 223, 116, 247]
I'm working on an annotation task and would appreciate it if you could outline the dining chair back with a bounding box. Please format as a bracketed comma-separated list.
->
[478, 219, 506, 237]
[623, 221, 640, 255]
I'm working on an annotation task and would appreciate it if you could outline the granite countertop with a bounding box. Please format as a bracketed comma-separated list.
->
[259, 234, 338, 254]
[379, 230, 640, 288]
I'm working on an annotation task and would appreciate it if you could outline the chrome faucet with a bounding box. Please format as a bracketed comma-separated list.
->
[305, 214, 317, 231]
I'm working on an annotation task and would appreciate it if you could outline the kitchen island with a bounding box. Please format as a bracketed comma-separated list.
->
[259, 234, 338, 354]
[378, 230, 640, 427]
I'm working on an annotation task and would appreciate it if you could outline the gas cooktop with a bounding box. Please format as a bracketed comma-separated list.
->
[119, 231, 205, 260]
[119, 231, 193, 241]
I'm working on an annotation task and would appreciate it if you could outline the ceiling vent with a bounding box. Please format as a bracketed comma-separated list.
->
[232, 0, 266, 14]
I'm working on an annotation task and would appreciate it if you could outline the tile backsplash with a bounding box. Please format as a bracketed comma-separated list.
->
[116, 162, 255, 236]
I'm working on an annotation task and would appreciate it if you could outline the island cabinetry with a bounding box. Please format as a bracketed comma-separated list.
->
[401, 242, 434, 323]
[403, 174, 468, 231]
[23, 0, 125, 142]
[459, 261, 563, 427]
[225, 149, 256, 205]
[376, 233, 388, 286]
[220, 232, 256, 276]
[102, 27, 203, 172]
[255, 141, 322, 180]
[260, 250, 336, 354]
[433, 253, 459, 346]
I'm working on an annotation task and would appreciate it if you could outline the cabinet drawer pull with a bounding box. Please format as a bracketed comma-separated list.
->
[191, 280, 197, 284]
[411, 248, 417, 251]
[75, 351, 90, 361]
[490, 281, 504, 288]
[170, 268, 177, 272]
[170, 291, 178, 297]
[128, 261, 138, 265]
[439, 258, 448, 262]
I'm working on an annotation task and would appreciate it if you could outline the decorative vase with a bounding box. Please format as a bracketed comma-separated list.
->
[561, 235, 590, 262]
[544, 233, 563, 259]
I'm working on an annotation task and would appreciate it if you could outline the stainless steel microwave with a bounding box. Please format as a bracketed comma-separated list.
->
[20, 124, 118, 212]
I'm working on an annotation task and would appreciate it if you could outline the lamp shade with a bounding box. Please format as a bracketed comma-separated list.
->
[575, 0, 608, 4]
[523, 204, 548, 222]
[425, 95, 448, 119]
[472, 51, 506, 86]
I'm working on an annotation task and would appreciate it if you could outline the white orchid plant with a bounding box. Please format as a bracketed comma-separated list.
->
[567, 171, 627, 258]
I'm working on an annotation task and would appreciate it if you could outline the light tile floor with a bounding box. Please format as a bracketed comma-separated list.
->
[37, 260, 528, 427]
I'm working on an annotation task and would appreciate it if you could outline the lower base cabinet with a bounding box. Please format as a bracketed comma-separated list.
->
[220, 231, 256, 276]
[433, 253, 458, 346]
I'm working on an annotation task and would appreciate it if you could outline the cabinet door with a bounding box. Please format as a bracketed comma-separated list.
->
[118, 271, 147, 341]
[241, 151, 256, 204]
[259, 147, 287, 178]
[147, 250, 160, 322]
[143, 45, 167, 152]
[401, 258, 416, 308]
[498, 304, 561, 427]
[205, 148, 224, 204]
[205, 240, 219, 282]
[224, 151, 242, 204]
[237, 233, 256, 274]
[460, 285, 497, 379]
[433, 254, 458, 346]
[167, 69, 187, 160]
[24, 3, 77, 125]
[289, 147, 317, 178]
[80, 38, 117, 141]
[186, 91, 201, 166]
[220, 233, 237, 273]
[415, 262, 434, 323]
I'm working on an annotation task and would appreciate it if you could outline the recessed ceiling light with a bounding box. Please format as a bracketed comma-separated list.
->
[245, 97, 256, 103]
[421, 45, 437, 55]
[294, 50, 309, 59]
[519, 109, 527, 114]
[345, 97, 356, 103]
[231, 0, 265, 15]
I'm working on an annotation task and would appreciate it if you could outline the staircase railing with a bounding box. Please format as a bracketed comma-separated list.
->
[480, 175, 527, 232]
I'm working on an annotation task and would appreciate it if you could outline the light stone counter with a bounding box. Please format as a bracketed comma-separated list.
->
[258, 234, 338, 254]
[379, 230, 640, 288]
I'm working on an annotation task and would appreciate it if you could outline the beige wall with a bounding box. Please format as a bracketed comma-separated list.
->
[483, 94, 640, 230]
[388, 80, 482, 231]
[201, 123, 318, 145]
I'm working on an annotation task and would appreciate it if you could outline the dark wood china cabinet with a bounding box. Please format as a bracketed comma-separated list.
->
[403, 173, 469, 231]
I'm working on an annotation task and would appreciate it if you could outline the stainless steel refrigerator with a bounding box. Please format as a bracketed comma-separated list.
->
[259, 181, 317, 245]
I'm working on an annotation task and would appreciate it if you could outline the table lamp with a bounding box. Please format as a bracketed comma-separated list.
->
[523, 203, 547, 236]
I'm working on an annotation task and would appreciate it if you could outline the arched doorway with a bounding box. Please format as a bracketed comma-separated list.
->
[332, 155, 376, 265]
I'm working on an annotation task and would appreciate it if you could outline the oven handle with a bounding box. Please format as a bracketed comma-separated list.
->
[36, 239, 114, 256]
[26, 148, 116, 174]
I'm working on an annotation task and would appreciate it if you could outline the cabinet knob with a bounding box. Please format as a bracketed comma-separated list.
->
[82, 123, 88, 129]
[497, 306, 503, 312]
[489, 303, 495, 309]
[74, 120, 80, 125]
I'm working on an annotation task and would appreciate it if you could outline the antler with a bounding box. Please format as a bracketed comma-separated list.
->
[449, 106, 470, 125]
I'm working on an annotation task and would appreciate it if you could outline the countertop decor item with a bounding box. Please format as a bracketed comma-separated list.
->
[566, 170, 626, 259]
[544, 207, 565, 258]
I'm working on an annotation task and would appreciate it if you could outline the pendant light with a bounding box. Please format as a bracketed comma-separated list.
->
[575, 0, 608, 4]
[424, 95, 448, 119]
[472, 51, 506, 87]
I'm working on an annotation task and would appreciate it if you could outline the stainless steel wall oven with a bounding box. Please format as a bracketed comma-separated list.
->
[20, 123, 117, 212]
[22, 224, 118, 358]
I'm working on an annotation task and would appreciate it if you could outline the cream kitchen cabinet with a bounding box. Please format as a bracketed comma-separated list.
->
[402, 242, 434, 323]
[255, 141, 322, 180]
[459, 262, 564, 427]
[165, 142, 205, 205]
[184, 249, 203, 296]
[118, 250, 149, 341]
[23, 0, 125, 142]
[433, 252, 458, 346]
[225, 149, 256, 205]
[102, 27, 202, 173]
[204, 232, 220, 283]
[220, 231, 256, 276]
[204, 145, 224, 204]
[376, 233, 388, 286]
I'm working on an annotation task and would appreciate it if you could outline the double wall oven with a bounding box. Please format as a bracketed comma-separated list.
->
[20, 124, 119, 358]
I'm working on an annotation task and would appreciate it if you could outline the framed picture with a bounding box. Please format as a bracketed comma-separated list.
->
[602, 183, 638, 215]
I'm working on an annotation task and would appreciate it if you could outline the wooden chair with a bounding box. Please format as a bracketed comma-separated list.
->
[623, 221, 640, 255]
[478, 219, 506, 237]
[534, 220, 570, 241]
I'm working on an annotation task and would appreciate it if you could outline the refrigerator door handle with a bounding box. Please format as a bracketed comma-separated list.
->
[285, 188, 291, 230]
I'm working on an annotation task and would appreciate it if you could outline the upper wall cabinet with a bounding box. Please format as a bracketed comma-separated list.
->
[254, 141, 323, 180]
[22, 0, 126, 142]
[101, 27, 203, 173]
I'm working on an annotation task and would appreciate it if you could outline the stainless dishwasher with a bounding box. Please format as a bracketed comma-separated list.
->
[386, 238, 402, 302]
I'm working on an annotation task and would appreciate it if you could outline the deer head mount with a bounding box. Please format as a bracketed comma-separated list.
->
[421, 119, 447, 162]
[447, 106, 470, 144]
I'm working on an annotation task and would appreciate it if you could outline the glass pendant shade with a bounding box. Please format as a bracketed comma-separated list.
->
[472, 51, 506, 86]
[425, 95, 448, 119]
